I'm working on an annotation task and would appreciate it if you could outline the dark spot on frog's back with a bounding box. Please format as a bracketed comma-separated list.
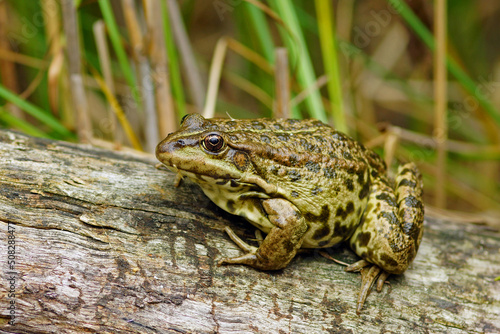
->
[311, 120, 324, 127]
[399, 167, 412, 176]
[345, 179, 354, 191]
[346, 201, 354, 214]
[380, 254, 398, 269]
[357, 232, 371, 248]
[381, 211, 399, 225]
[272, 123, 284, 131]
[289, 154, 298, 165]
[277, 134, 289, 142]
[304, 205, 330, 223]
[226, 121, 237, 128]
[311, 186, 323, 196]
[332, 132, 348, 141]
[404, 195, 423, 210]
[343, 151, 353, 160]
[269, 165, 279, 175]
[323, 167, 336, 179]
[226, 200, 235, 212]
[376, 192, 397, 207]
[305, 161, 320, 173]
[334, 220, 349, 238]
[312, 225, 331, 240]
[398, 178, 417, 188]
[287, 170, 301, 182]
[251, 120, 265, 130]
[357, 170, 365, 185]
[359, 180, 370, 200]
[403, 221, 418, 240]
[260, 135, 271, 144]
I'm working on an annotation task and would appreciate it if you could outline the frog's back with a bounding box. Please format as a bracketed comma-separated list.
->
[208, 117, 386, 248]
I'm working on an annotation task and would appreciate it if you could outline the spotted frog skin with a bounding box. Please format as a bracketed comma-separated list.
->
[156, 114, 424, 313]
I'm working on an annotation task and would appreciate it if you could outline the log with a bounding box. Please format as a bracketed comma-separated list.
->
[0, 129, 499, 334]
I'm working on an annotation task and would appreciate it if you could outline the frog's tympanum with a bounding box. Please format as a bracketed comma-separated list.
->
[156, 114, 424, 313]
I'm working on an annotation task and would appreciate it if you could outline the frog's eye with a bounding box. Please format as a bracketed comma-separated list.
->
[202, 133, 225, 153]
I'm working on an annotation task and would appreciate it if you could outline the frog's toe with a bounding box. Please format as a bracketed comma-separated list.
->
[224, 226, 258, 253]
[218, 253, 258, 267]
[345, 259, 371, 272]
[376, 271, 390, 292]
[355, 265, 381, 314]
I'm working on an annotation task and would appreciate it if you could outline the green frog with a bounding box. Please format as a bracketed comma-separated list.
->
[156, 114, 424, 313]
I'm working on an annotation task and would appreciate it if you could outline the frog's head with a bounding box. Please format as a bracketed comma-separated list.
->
[156, 114, 254, 183]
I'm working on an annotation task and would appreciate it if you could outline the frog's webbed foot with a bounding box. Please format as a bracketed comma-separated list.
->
[218, 198, 308, 271]
[346, 260, 390, 314]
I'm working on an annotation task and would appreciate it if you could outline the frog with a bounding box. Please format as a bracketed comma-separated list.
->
[156, 113, 424, 313]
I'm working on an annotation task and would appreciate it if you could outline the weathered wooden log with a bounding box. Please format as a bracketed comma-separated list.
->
[0, 129, 499, 333]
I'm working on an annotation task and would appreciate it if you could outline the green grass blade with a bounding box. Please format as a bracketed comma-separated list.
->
[0, 84, 73, 138]
[388, 0, 500, 125]
[242, 2, 275, 63]
[162, 0, 186, 119]
[315, 0, 347, 133]
[268, 1, 327, 122]
[0, 107, 51, 138]
[97, 0, 141, 106]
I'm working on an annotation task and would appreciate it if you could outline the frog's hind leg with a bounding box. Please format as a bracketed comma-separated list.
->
[348, 162, 424, 313]
[218, 198, 308, 271]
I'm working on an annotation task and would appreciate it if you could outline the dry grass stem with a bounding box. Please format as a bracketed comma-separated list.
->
[90, 67, 142, 151]
[274, 48, 290, 118]
[0, 49, 48, 68]
[226, 38, 274, 75]
[290, 74, 329, 107]
[222, 70, 273, 109]
[93, 20, 118, 142]
[145, 0, 177, 137]
[433, 0, 448, 208]
[383, 128, 400, 170]
[166, 0, 205, 111]
[203, 37, 228, 119]
[0, 1, 22, 118]
[61, 0, 91, 142]
[122, 0, 159, 153]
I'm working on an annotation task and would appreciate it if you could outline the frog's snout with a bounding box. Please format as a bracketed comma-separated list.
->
[156, 137, 200, 164]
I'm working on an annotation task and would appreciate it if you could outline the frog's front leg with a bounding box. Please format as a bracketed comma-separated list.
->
[218, 198, 308, 270]
[348, 162, 424, 313]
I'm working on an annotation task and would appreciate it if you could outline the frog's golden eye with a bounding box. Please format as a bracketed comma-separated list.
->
[203, 133, 225, 153]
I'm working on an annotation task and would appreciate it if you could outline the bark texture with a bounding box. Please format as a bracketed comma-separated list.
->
[0, 130, 499, 334]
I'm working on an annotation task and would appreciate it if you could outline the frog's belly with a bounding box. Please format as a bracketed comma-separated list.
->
[192, 174, 363, 249]
[192, 176, 275, 233]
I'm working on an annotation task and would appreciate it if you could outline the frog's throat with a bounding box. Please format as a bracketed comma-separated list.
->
[166, 165, 278, 196]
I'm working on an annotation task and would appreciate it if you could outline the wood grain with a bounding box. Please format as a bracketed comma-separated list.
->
[0, 130, 499, 333]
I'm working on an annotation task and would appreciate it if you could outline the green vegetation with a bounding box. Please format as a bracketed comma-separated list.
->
[0, 0, 499, 218]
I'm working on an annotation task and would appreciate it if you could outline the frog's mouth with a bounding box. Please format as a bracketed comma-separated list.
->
[164, 163, 242, 186]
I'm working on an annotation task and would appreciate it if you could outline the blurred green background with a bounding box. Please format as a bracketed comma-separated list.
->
[0, 0, 499, 221]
